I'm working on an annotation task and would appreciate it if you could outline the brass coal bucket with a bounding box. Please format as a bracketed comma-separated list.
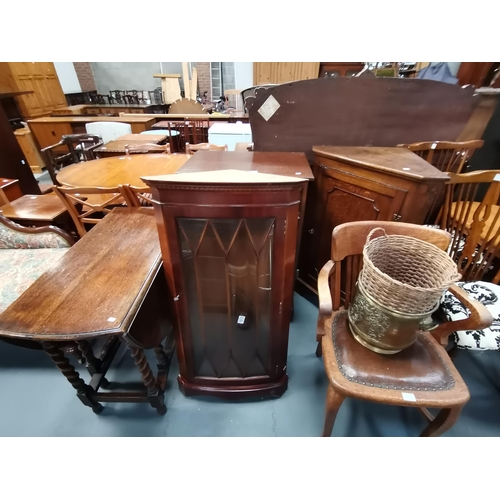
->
[348, 278, 438, 355]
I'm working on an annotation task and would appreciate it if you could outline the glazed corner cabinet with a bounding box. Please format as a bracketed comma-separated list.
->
[143, 152, 312, 399]
[297, 146, 450, 294]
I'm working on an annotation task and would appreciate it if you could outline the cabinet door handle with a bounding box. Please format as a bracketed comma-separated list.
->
[308, 228, 314, 234]
[393, 213, 402, 221]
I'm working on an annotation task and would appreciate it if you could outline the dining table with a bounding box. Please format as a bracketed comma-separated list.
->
[56, 153, 191, 188]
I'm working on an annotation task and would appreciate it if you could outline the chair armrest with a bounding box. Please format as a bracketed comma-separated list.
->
[85, 141, 104, 152]
[316, 260, 335, 341]
[83, 141, 104, 160]
[431, 283, 493, 346]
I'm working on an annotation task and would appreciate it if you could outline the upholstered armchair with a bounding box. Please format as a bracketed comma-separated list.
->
[0, 214, 74, 314]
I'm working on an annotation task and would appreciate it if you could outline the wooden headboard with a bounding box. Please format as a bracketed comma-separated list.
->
[247, 78, 489, 163]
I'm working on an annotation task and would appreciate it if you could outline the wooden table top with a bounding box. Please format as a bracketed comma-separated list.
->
[0, 208, 161, 341]
[57, 154, 190, 188]
[312, 146, 450, 181]
[116, 134, 167, 142]
[177, 151, 314, 180]
[94, 140, 166, 154]
[27, 115, 155, 124]
[0, 193, 67, 221]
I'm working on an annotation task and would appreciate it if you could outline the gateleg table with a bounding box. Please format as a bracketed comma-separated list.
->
[0, 208, 174, 414]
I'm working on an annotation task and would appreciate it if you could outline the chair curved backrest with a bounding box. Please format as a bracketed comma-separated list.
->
[329, 221, 451, 310]
[398, 140, 484, 174]
[41, 134, 103, 185]
[0, 213, 74, 249]
[167, 119, 209, 152]
[120, 185, 153, 208]
[85, 122, 132, 144]
[437, 170, 500, 283]
[109, 90, 125, 104]
[52, 185, 131, 238]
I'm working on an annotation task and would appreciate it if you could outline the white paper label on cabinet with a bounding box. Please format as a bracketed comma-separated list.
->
[402, 392, 417, 402]
[237, 315, 245, 325]
[258, 95, 281, 121]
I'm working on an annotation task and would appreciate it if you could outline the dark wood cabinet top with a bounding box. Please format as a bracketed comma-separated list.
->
[177, 151, 314, 180]
[313, 146, 449, 181]
[0, 208, 161, 341]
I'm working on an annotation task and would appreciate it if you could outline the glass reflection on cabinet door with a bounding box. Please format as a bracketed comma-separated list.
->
[177, 217, 275, 379]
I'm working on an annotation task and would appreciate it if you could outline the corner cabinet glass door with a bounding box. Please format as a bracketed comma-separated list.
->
[143, 159, 310, 399]
[177, 216, 275, 379]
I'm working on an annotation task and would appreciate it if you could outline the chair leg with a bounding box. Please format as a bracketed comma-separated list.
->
[315, 341, 322, 357]
[420, 406, 462, 437]
[322, 384, 345, 437]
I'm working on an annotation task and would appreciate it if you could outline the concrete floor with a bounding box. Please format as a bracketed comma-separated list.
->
[0, 292, 499, 437]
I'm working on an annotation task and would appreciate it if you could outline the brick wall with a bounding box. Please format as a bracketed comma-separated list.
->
[195, 62, 212, 100]
[73, 62, 97, 93]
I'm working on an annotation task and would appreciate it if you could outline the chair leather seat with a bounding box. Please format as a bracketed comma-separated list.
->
[331, 311, 455, 392]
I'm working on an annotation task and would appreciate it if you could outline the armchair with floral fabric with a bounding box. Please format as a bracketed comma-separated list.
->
[0, 214, 74, 314]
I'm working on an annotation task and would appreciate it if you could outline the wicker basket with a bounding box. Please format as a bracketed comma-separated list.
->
[359, 228, 461, 314]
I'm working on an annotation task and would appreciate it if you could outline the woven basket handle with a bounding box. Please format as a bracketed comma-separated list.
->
[365, 227, 388, 246]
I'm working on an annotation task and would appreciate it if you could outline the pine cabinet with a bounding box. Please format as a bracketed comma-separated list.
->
[0, 62, 67, 119]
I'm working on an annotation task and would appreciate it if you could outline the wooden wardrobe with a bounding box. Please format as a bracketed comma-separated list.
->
[0, 62, 67, 119]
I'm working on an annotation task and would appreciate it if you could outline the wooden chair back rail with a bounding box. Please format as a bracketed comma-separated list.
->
[398, 140, 484, 174]
[189, 120, 209, 144]
[52, 185, 131, 237]
[167, 120, 209, 153]
[437, 170, 500, 283]
[328, 221, 452, 310]
[41, 134, 103, 185]
[121, 185, 153, 208]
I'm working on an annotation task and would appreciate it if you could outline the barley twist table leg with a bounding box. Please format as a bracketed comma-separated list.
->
[43, 341, 103, 414]
[129, 345, 166, 415]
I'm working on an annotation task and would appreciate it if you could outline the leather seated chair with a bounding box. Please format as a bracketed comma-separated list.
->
[316, 220, 492, 437]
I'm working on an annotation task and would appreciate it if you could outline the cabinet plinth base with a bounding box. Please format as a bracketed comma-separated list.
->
[177, 374, 288, 400]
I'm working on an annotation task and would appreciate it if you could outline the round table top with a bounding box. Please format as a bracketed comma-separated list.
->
[57, 154, 191, 188]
